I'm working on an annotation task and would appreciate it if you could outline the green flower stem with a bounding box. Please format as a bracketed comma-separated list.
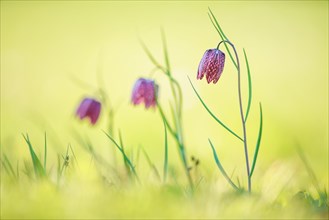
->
[141, 35, 192, 190]
[176, 116, 194, 190]
[158, 101, 194, 190]
[218, 40, 251, 193]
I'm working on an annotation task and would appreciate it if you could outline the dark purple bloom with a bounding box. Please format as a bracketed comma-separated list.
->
[197, 49, 225, 84]
[76, 97, 101, 125]
[131, 78, 158, 108]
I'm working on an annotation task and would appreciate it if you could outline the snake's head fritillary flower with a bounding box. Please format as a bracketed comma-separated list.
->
[76, 97, 101, 125]
[197, 49, 225, 84]
[131, 78, 158, 109]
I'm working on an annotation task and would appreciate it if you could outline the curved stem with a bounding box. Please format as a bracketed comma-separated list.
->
[219, 40, 251, 193]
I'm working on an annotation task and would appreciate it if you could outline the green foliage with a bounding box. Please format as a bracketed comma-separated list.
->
[1, 154, 18, 181]
[22, 133, 46, 179]
[243, 49, 253, 122]
[188, 76, 243, 142]
[103, 130, 140, 183]
[250, 103, 263, 178]
[208, 139, 240, 191]
[163, 118, 169, 183]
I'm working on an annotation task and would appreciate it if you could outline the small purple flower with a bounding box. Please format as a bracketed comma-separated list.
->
[76, 97, 101, 125]
[197, 49, 225, 84]
[131, 78, 158, 108]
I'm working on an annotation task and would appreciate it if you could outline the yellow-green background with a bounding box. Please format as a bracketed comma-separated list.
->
[1, 1, 328, 218]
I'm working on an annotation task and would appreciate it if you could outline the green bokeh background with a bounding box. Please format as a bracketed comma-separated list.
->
[1, 1, 328, 218]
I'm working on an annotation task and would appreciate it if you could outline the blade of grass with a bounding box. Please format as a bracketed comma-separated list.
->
[297, 145, 325, 202]
[1, 154, 16, 179]
[208, 8, 237, 69]
[140, 39, 168, 74]
[163, 118, 169, 183]
[188, 76, 243, 142]
[243, 49, 252, 121]
[23, 160, 33, 179]
[208, 7, 229, 40]
[119, 130, 131, 176]
[16, 161, 19, 179]
[22, 134, 46, 178]
[69, 144, 79, 169]
[249, 103, 263, 177]
[56, 154, 60, 182]
[208, 138, 239, 191]
[159, 31, 181, 117]
[161, 28, 171, 75]
[44, 132, 47, 170]
[157, 102, 176, 137]
[103, 130, 140, 183]
[141, 147, 161, 181]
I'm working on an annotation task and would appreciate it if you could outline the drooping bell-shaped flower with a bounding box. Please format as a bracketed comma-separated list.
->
[75, 97, 101, 125]
[131, 78, 158, 108]
[197, 49, 225, 84]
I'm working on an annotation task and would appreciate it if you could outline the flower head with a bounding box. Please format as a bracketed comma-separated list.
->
[197, 49, 225, 84]
[131, 78, 158, 108]
[76, 97, 101, 125]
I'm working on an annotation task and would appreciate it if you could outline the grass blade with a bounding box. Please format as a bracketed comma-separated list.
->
[157, 102, 176, 137]
[163, 118, 169, 183]
[22, 134, 46, 178]
[249, 103, 263, 177]
[208, 139, 239, 191]
[208, 8, 237, 69]
[16, 161, 19, 179]
[1, 154, 17, 180]
[119, 130, 131, 176]
[140, 39, 168, 74]
[243, 49, 252, 121]
[161, 28, 171, 75]
[208, 7, 229, 40]
[44, 132, 47, 170]
[188, 76, 243, 142]
[141, 147, 161, 181]
[297, 145, 326, 202]
[103, 130, 140, 183]
[69, 144, 79, 169]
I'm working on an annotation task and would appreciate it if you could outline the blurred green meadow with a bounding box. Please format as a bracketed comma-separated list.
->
[1, 1, 328, 219]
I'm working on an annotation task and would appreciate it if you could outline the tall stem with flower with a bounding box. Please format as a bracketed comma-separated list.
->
[189, 8, 263, 193]
[136, 32, 193, 189]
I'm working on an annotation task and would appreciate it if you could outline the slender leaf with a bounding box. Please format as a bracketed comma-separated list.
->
[140, 39, 167, 74]
[169, 101, 178, 132]
[16, 161, 19, 179]
[250, 103, 263, 177]
[103, 130, 140, 183]
[161, 28, 171, 75]
[188, 76, 243, 142]
[243, 49, 252, 121]
[69, 144, 79, 169]
[119, 130, 131, 175]
[163, 118, 169, 183]
[57, 154, 61, 182]
[1, 154, 16, 179]
[208, 7, 229, 40]
[157, 102, 176, 137]
[208, 8, 238, 69]
[22, 134, 46, 178]
[297, 145, 326, 202]
[141, 147, 161, 181]
[44, 132, 47, 170]
[208, 139, 239, 191]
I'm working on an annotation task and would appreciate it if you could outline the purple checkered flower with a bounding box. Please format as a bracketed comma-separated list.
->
[131, 78, 158, 109]
[76, 97, 101, 125]
[197, 49, 225, 84]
